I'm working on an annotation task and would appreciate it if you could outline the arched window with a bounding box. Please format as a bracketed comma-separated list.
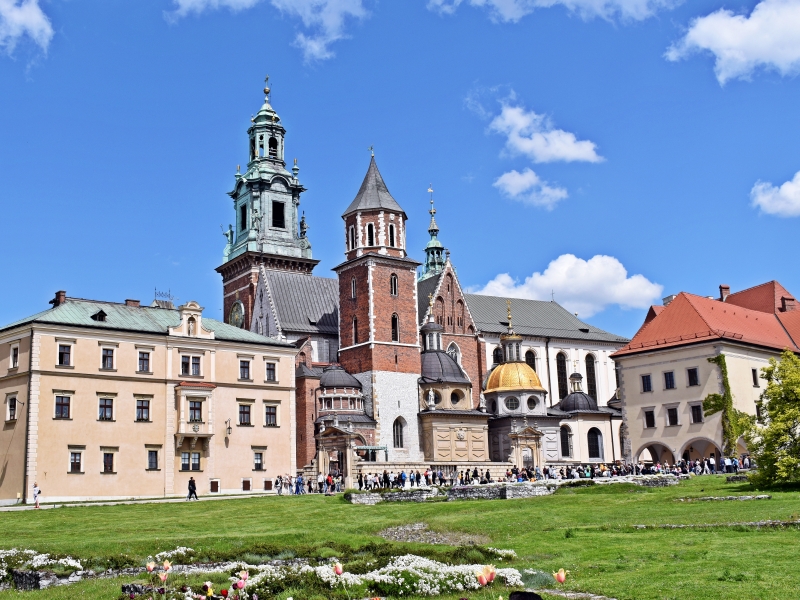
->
[447, 342, 461, 365]
[367, 223, 375, 246]
[390, 274, 398, 296]
[187, 316, 196, 336]
[557, 353, 568, 399]
[525, 350, 536, 371]
[391, 314, 399, 342]
[349, 226, 355, 250]
[268, 137, 278, 157]
[456, 300, 465, 330]
[585, 354, 597, 400]
[351, 277, 357, 299]
[493, 347, 503, 364]
[504, 396, 520, 411]
[392, 418, 404, 448]
[352, 317, 358, 345]
[388, 224, 395, 247]
[588, 427, 603, 459]
[560, 426, 573, 458]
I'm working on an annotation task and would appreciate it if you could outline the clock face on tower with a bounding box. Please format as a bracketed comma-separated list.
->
[229, 301, 245, 329]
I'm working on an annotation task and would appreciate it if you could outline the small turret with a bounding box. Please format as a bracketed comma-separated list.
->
[419, 185, 446, 281]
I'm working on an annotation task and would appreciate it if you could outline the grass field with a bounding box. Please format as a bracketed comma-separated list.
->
[2, 475, 799, 600]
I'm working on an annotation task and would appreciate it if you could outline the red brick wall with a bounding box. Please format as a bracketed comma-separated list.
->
[344, 211, 406, 262]
[221, 265, 258, 330]
[295, 374, 319, 469]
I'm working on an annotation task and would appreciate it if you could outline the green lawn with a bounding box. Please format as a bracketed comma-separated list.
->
[2, 475, 799, 599]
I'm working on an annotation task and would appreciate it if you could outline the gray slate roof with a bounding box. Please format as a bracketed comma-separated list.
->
[417, 275, 441, 324]
[420, 350, 470, 384]
[264, 271, 339, 335]
[342, 157, 406, 218]
[464, 293, 629, 344]
[0, 298, 292, 346]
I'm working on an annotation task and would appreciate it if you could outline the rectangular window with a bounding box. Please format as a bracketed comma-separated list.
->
[667, 407, 679, 426]
[7, 397, 17, 421]
[103, 452, 114, 473]
[641, 374, 652, 393]
[101, 348, 114, 370]
[752, 368, 760, 387]
[11, 345, 19, 368]
[644, 410, 655, 428]
[70, 452, 82, 473]
[239, 404, 251, 426]
[189, 401, 202, 422]
[265, 362, 276, 382]
[240, 360, 251, 380]
[271, 201, 285, 229]
[55, 395, 71, 419]
[240, 204, 247, 234]
[192, 356, 201, 376]
[148, 450, 158, 470]
[242, 479, 251, 492]
[191, 452, 200, 471]
[136, 399, 150, 422]
[691, 404, 703, 423]
[254, 452, 263, 471]
[58, 344, 71, 366]
[664, 371, 675, 390]
[687, 367, 699, 387]
[138, 352, 150, 373]
[181, 355, 190, 375]
[265, 405, 277, 427]
[181, 452, 190, 471]
[98, 398, 113, 421]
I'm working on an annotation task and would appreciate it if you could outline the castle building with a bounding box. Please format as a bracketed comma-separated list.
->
[219, 82, 630, 482]
[613, 281, 800, 465]
[0, 292, 297, 505]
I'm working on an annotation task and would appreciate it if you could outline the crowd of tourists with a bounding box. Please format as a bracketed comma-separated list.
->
[271, 455, 752, 495]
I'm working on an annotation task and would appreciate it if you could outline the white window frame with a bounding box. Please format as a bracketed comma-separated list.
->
[146, 444, 162, 471]
[640, 373, 653, 393]
[263, 357, 279, 383]
[686, 366, 700, 387]
[238, 399, 255, 426]
[664, 403, 681, 427]
[689, 402, 704, 424]
[56, 338, 76, 368]
[642, 406, 656, 429]
[97, 392, 116, 422]
[263, 401, 280, 427]
[54, 390, 74, 419]
[68, 445, 85, 474]
[241, 477, 253, 492]
[663, 370, 676, 391]
[98, 341, 118, 371]
[5, 394, 18, 422]
[10, 343, 19, 369]
[239, 359, 252, 381]
[100, 446, 119, 474]
[180, 353, 204, 377]
[252, 446, 266, 472]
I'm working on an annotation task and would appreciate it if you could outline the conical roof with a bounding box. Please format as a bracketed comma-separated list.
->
[342, 156, 406, 218]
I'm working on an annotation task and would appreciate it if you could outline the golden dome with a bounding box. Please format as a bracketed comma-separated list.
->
[484, 362, 546, 394]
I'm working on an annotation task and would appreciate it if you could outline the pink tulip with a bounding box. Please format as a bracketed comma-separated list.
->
[239, 570, 249, 581]
[237, 580, 245, 589]
[334, 563, 343, 576]
[487, 569, 496, 583]
[553, 568, 568, 584]
[158, 573, 168, 583]
[477, 574, 487, 586]
[146, 562, 155, 573]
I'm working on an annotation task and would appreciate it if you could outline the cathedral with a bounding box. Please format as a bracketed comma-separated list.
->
[217, 82, 629, 482]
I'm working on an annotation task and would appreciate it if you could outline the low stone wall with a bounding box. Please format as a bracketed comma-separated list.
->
[344, 488, 439, 505]
[726, 475, 749, 483]
[447, 482, 557, 501]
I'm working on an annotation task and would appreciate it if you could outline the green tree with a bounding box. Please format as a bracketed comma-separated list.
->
[746, 350, 800, 486]
[703, 354, 753, 458]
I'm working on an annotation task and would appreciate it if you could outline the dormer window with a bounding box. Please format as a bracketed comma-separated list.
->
[268, 137, 278, 157]
[91, 310, 107, 322]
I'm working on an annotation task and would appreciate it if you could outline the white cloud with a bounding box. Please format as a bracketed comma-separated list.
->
[0, 0, 53, 54]
[751, 170, 800, 217]
[489, 103, 603, 163]
[666, 0, 800, 85]
[428, 0, 678, 23]
[168, 0, 369, 61]
[493, 168, 568, 209]
[471, 254, 663, 317]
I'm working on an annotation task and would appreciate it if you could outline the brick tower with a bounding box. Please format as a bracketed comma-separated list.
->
[334, 155, 423, 461]
[216, 78, 318, 330]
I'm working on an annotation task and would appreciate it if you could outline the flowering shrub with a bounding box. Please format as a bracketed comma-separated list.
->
[486, 548, 518, 560]
[155, 548, 196, 563]
[0, 549, 83, 583]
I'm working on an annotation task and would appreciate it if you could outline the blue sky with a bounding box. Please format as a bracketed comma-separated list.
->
[1, 0, 799, 338]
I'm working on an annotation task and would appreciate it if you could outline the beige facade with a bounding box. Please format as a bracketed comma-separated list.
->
[618, 341, 771, 464]
[0, 297, 296, 505]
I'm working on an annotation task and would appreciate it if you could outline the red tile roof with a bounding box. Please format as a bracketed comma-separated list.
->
[642, 305, 665, 327]
[177, 381, 217, 388]
[725, 280, 794, 314]
[777, 310, 800, 349]
[612, 292, 800, 357]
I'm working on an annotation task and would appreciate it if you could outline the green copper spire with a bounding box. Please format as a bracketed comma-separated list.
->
[419, 185, 446, 281]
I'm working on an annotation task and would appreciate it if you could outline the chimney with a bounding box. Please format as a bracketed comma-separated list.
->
[125, 299, 141, 307]
[719, 284, 730, 302]
[49, 290, 66, 307]
[662, 294, 677, 306]
[781, 296, 796, 312]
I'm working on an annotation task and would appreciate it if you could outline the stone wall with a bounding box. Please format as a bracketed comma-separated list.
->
[344, 487, 439, 504]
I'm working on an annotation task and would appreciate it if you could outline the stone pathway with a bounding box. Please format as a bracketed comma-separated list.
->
[632, 519, 800, 530]
[533, 589, 618, 600]
[0, 493, 274, 512]
[378, 522, 489, 545]
[675, 495, 771, 502]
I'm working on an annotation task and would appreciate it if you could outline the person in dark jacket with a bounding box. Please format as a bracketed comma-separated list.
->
[187, 477, 198, 501]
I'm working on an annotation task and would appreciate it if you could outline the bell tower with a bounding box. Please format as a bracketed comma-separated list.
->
[216, 78, 319, 329]
[334, 155, 423, 461]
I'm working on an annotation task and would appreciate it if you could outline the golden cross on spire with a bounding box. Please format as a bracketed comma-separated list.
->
[428, 293, 434, 309]
[507, 299, 513, 328]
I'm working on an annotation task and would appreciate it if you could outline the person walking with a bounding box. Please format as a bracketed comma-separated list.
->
[187, 477, 198, 501]
[33, 482, 41, 509]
